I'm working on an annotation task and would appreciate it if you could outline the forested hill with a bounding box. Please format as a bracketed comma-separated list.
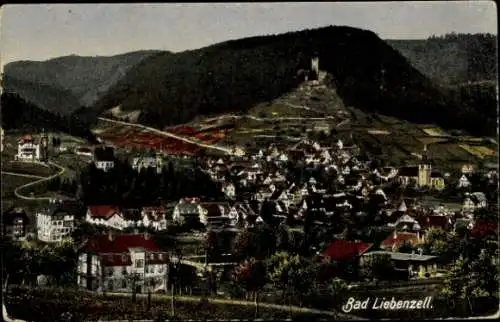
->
[88, 25, 493, 136]
[386, 33, 497, 85]
[1, 92, 97, 142]
[3, 50, 163, 115]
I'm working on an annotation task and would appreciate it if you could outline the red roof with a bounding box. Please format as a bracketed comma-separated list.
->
[83, 234, 168, 267]
[202, 203, 222, 217]
[380, 232, 420, 249]
[323, 239, 373, 261]
[19, 135, 33, 143]
[420, 215, 450, 230]
[88, 205, 121, 219]
[471, 220, 498, 238]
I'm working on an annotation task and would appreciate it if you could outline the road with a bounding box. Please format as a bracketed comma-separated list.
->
[1, 172, 46, 180]
[97, 117, 235, 155]
[13, 161, 66, 201]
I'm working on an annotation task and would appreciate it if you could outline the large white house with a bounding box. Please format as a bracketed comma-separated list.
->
[16, 135, 41, 161]
[36, 202, 75, 243]
[86, 206, 128, 230]
[77, 233, 169, 293]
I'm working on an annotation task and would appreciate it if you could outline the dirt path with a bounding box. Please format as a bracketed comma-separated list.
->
[13, 161, 66, 201]
[1, 172, 46, 180]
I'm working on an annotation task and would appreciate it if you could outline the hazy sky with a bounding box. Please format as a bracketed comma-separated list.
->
[0, 2, 497, 65]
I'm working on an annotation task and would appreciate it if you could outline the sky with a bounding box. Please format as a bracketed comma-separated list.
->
[0, 1, 497, 65]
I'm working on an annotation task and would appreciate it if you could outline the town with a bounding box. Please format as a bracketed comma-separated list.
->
[2, 117, 498, 320]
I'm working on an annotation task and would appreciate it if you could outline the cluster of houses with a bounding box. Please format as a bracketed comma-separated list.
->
[3, 134, 497, 293]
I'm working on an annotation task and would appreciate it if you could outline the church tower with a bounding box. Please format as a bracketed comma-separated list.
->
[417, 144, 431, 187]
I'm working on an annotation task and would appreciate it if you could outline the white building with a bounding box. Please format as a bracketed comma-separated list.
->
[132, 155, 163, 173]
[86, 206, 128, 230]
[462, 192, 488, 214]
[15, 135, 41, 161]
[77, 233, 169, 293]
[36, 202, 75, 243]
[94, 146, 115, 172]
[221, 182, 236, 199]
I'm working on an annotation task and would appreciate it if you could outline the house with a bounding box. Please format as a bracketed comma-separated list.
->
[322, 239, 373, 262]
[420, 215, 452, 231]
[15, 135, 41, 161]
[461, 164, 474, 174]
[470, 219, 498, 239]
[86, 205, 128, 230]
[94, 146, 115, 172]
[221, 182, 236, 199]
[362, 251, 439, 278]
[132, 154, 163, 173]
[380, 231, 423, 251]
[75, 146, 94, 157]
[391, 214, 421, 232]
[172, 198, 204, 225]
[457, 175, 471, 188]
[462, 192, 488, 213]
[140, 207, 168, 231]
[2, 207, 29, 240]
[77, 233, 169, 293]
[36, 203, 75, 243]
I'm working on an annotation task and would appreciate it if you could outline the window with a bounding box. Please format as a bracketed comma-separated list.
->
[108, 280, 114, 291]
[147, 265, 153, 274]
[159, 254, 163, 260]
[135, 259, 144, 268]
[122, 267, 127, 275]
[122, 279, 127, 288]
[107, 267, 114, 276]
[158, 265, 164, 273]
[150, 254, 154, 260]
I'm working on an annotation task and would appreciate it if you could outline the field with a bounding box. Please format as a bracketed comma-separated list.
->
[5, 287, 335, 321]
[1, 173, 36, 199]
[459, 144, 497, 159]
[94, 123, 204, 156]
[423, 127, 449, 137]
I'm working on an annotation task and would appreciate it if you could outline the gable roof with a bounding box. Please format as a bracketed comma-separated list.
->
[380, 232, 420, 249]
[398, 166, 419, 177]
[83, 234, 162, 254]
[323, 239, 373, 261]
[471, 220, 498, 238]
[88, 205, 121, 219]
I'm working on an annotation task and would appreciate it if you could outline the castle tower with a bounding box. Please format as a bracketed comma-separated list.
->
[39, 128, 49, 162]
[417, 144, 431, 187]
[311, 56, 319, 80]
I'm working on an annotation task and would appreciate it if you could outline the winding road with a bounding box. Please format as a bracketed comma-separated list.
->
[8, 161, 66, 201]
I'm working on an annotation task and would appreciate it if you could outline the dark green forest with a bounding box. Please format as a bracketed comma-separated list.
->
[1, 92, 96, 141]
[387, 33, 497, 85]
[3, 50, 162, 114]
[88, 26, 496, 136]
[77, 158, 223, 206]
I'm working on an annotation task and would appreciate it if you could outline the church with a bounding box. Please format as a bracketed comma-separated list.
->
[397, 145, 445, 190]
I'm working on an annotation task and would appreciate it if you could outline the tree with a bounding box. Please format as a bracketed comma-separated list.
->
[360, 253, 394, 281]
[204, 230, 218, 264]
[232, 258, 267, 316]
[441, 249, 499, 314]
[126, 273, 141, 302]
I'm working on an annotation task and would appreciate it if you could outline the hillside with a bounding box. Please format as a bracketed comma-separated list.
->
[3, 50, 163, 114]
[89, 26, 494, 137]
[1, 92, 96, 142]
[386, 33, 497, 85]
